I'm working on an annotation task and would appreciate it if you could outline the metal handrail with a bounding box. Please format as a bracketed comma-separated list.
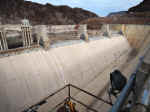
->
[108, 73, 136, 112]
[109, 43, 150, 112]
[70, 97, 98, 112]
[22, 84, 112, 112]
[70, 84, 112, 105]
[49, 98, 69, 112]
[22, 85, 68, 112]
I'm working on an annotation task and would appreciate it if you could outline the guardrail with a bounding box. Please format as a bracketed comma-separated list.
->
[109, 42, 150, 112]
[22, 84, 112, 112]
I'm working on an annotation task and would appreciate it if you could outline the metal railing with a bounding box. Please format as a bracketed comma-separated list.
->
[22, 44, 150, 112]
[109, 43, 150, 112]
[22, 84, 112, 112]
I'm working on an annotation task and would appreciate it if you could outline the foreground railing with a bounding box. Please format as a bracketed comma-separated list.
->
[22, 84, 112, 112]
[109, 43, 150, 112]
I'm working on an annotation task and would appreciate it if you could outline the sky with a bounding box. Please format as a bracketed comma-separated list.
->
[27, 0, 143, 16]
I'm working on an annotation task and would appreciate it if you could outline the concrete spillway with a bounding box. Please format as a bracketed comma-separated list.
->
[0, 36, 132, 112]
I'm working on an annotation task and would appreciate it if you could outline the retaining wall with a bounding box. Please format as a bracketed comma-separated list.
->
[107, 24, 150, 53]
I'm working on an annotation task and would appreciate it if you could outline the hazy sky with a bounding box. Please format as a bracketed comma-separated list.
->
[27, 0, 143, 16]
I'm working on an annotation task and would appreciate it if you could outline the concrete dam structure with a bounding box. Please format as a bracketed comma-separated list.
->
[0, 22, 150, 112]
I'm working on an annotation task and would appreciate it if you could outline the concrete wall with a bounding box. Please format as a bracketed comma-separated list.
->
[0, 24, 87, 34]
[0, 36, 131, 112]
[0, 24, 87, 50]
[123, 25, 150, 52]
[42, 25, 87, 44]
[108, 24, 150, 52]
[2, 24, 150, 52]
[49, 25, 86, 33]
[87, 30, 102, 37]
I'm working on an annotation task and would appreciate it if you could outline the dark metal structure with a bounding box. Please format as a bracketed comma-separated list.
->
[109, 45, 150, 112]
[22, 84, 112, 112]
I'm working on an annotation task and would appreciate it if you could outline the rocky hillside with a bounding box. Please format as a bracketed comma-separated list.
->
[81, 0, 150, 29]
[129, 0, 149, 12]
[107, 0, 150, 18]
[108, 11, 127, 17]
[0, 0, 98, 25]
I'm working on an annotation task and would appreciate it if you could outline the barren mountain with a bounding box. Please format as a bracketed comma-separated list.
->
[0, 0, 98, 25]
[129, 0, 149, 12]
[81, 0, 150, 29]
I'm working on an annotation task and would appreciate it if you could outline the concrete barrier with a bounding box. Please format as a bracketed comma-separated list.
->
[0, 24, 88, 51]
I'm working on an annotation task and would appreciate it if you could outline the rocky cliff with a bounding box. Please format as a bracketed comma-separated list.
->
[81, 0, 150, 29]
[106, 0, 150, 18]
[129, 0, 150, 12]
[0, 0, 98, 25]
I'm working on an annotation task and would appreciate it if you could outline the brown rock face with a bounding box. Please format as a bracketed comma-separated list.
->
[129, 0, 150, 12]
[81, 0, 150, 29]
[0, 0, 98, 25]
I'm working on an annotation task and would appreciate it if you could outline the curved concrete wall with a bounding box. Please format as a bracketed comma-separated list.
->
[0, 36, 131, 112]
[124, 25, 150, 51]
[108, 24, 150, 52]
